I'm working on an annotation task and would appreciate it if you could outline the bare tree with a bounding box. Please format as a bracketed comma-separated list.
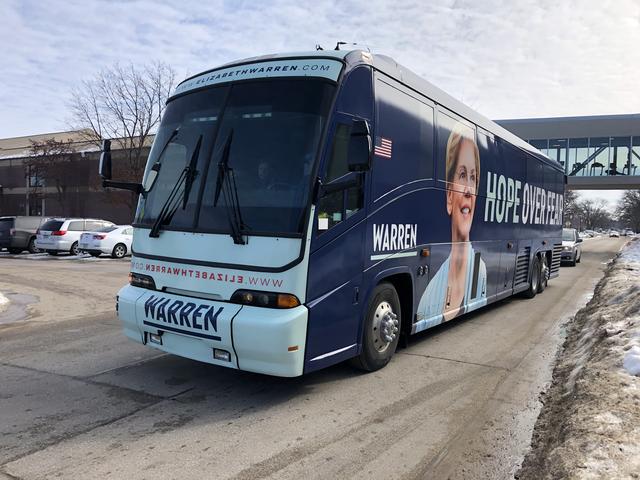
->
[617, 190, 640, 232]
[563, 190, 580, 225]
[577, 198, 613, 230]
[69, 62, 176, 210]
[27, 139, 78, 212]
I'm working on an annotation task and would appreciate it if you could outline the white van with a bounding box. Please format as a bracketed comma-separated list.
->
[36, 218, 115, 255]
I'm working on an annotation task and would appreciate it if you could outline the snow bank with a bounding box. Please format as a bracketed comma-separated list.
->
[518, 238, 640, 479]
[613, 239, 640, 377]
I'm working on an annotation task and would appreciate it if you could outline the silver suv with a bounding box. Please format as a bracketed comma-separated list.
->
[36, 218, 115, 255]
[561, 227, 583, 266]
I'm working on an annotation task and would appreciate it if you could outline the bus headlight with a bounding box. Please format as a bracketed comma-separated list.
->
[230, 289, 300, 308]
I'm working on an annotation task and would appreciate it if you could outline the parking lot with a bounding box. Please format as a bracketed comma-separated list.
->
[0, 237, 627, 479]
[0, 250, 129, 327]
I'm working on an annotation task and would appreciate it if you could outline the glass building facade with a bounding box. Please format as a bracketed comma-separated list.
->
[496, 114, 640, 180]
[528, 136, 640, 177]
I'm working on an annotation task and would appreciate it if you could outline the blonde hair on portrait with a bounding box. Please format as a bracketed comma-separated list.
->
[445, 123, 480, 190]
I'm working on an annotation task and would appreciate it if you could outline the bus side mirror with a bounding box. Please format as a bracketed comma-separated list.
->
[348, 119, 372, 172]
[99, 139, 112, 180]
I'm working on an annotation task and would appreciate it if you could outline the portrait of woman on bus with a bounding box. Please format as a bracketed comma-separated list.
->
[417, 122, 487, 326]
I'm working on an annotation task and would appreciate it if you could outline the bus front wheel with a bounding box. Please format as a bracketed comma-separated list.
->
[351, 282, 401, 372]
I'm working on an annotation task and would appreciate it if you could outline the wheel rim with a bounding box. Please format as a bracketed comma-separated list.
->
[371, 301, 399, 354]
[541, 256, 549, 285]
[531, 262, 539, 291]
[71, 243, 78, 255]
[115, 245, 125, 257]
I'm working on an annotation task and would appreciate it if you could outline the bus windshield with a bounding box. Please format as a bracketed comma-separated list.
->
[135, 79, 336, 236]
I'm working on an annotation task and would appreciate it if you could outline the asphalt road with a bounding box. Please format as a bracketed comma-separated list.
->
[0, 237, 626, 480]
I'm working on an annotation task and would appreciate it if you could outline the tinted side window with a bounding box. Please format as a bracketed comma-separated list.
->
[325, 123, 351, 182]
[499, 142, 527, 195]
[527, 158, 543, 186]
[335, 66, 373, 119]
[68, 221, 84, 231]
[316, 120, 365, 232]
[85, 221, 101, 231]
[373, 77, 434, 200]
[40, 220, 64, 231]
[0, 218, 14, 231]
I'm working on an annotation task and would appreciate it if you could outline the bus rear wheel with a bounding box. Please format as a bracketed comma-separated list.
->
[351, 282, 401, 372]
[538, 254, 549, 293]
[523, 256, 540, 299]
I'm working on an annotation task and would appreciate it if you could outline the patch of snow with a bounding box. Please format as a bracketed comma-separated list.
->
[0, 292, 9, 313]
[623, 346, 640, 376]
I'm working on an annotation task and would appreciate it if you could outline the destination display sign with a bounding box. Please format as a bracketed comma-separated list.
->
[173, 58, 344, 96]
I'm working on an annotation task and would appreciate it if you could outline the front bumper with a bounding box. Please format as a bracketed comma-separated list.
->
[117, 285, 308, 377]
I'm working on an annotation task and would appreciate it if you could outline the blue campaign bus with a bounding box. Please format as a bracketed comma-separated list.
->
[100, 50, 564, 377]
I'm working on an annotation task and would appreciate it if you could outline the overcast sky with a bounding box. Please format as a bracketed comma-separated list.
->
[1, 0, 638, 203]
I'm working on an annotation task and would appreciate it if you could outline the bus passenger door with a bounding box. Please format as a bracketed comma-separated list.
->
[304, 112, 369, 373]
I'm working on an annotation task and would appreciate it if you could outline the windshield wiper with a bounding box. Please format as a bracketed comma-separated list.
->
[213, 130, 233, 207]
[212, 130, 248, 245]
[148, 135, 202, 238]
[183, 135, 203, 208]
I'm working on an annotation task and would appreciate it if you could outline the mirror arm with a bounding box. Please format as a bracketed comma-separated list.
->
[103, 180, 143, 194]
[319, 172, 362, 196]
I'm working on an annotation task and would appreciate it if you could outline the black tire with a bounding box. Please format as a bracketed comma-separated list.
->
[538, 254, 548, 293]
[523, 256, 540, 299]
[70, 242, 80, 256]
[112, 243, 127, 259]
[569, 252, 577, 267]
[8, 247, 23, 254]
[28, 237, 39, 254]
[47, 250, 58, 256]
[351, 282, 401, 372]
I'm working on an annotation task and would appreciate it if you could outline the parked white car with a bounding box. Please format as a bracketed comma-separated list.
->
[36, 218, 115, 255]
[79, 225, 133, 258]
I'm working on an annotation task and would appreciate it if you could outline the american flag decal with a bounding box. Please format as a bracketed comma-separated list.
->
[374, 137, 393, 159]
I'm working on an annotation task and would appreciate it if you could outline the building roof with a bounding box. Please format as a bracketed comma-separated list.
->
[496, 113, 640, 139]
[0, 130, 98, 160]
[0, 130, 155, 160]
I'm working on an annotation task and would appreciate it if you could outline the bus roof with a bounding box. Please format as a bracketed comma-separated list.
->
[175, 50, 557, 168]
